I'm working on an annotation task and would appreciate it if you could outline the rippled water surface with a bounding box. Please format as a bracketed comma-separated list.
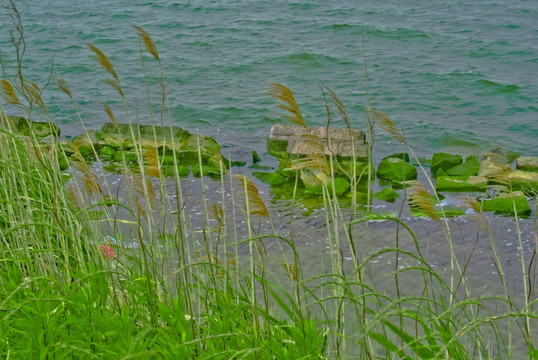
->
[1, 0, 536, 158]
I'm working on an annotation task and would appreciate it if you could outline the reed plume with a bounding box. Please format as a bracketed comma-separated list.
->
[369, 109, 404, 143]
[102, 102, 119, 128]
[1, 79, 20, 104]
[56, 77, 72, 100]
[324, 86, 351, 129]
[235, 175, 268, 217]
[86, 44, 118, 80]
[70, 146, 102, 200]
[143, 145, 161, 178]
[22, 78, 47, 114]
[86, 44, 123, 97]
[288, 153, 329, 176]
[408, 180, 440, 221]
[267, 82, 306, 127]
[132, 25, 160, 60]
[210, 201, 224, 229]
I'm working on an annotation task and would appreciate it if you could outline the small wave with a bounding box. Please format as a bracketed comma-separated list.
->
[475, 79, 520, 94]
[273, 52, 350, 68]
[368, 26, 430, 40]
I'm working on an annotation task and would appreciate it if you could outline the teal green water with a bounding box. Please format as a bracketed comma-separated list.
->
[1, 1, 536, 159]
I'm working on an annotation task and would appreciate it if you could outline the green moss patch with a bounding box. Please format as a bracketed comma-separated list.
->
[376, 157, 417, 182]
[436, 175, 488, 192]
[431, 152, 463, 177]
[481, 192, 531, 215]
[374, 188, 400, 203]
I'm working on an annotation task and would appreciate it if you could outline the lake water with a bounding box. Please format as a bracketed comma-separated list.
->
[0, 0, 536, 160]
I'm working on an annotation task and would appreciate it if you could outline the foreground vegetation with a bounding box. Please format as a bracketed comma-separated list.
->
[1, 8, 537, 359]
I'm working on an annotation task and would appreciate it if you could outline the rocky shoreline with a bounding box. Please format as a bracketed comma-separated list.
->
[5, 116, 537, 217]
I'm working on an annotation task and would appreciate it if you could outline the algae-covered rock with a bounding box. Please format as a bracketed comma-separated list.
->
[329, 177, 350, 196]
[516, 157, 538, 173]
[377, 157, 417, 182]
[99, 145, 117, 160]
[476, 151, 512, 178]
[446, 156, 480, 177]
[383, 153, 410, 162]
[114, 150, 139, 163]
[99, 123, 222, 167]
[69, 131, 102, 160]
[436, 175, 488, 192]
[506, 170, 538, 195]
[161, 164, 190, 177]
[252, 150, 261, 164]
[253, 171, 289, 186]
[267, 138, 290, 159]
[300, 170, 349, 196]
[8, 116, 61, 140]
[338, 159, 375, 180]
[374, 187, 400, 203]
[431, 153, 463, 176]
[192, 163, 221, 178]
[481, 191, 531, 215]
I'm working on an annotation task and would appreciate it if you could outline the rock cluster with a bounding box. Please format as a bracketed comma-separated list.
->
[6, 118, 536, 217]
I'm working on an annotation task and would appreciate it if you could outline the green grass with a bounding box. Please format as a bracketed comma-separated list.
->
[0, 9, 537, 359]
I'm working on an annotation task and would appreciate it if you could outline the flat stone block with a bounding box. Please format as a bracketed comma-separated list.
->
[267, 125, 367, 159]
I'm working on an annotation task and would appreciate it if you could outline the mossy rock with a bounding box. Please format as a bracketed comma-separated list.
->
[345, 190, 374, 204]
[161, 164, 190, 177]
[338, 159, 375, 180]
[516, 157, 538, 173]
[300, 170, 350, 196]
[99, 145, 117, 161]
[192, 163, 222, 179]
[374, 188, 400, 203]
[506, 170, 538, 196]
[252, 150, 261, 164]
[253, 171, 289, 187]
[230, 160, 246, 167]
[377, 157, 417, 182]
[267, 139, 290, 159]
[411, 207, 466, 219]
[275, 158, 297, 179]
[249, 164, 273, 171]
[383, 152, 410, 162]
[481, 192, 531, 215]
[9, 116, 61, 140]
[114, 150, 139, 163]
[431, 153, 463, 177]
[446, 156, 480, 177]
[436, 175, 488, 192]
[328, 177, 350, 196]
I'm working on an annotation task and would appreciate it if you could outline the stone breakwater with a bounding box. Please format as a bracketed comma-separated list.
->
[5, 117, 537, 217]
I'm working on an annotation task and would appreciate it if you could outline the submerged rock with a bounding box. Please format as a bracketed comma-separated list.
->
[253, 171, 289, 186]
[374, 187, 400, 203]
